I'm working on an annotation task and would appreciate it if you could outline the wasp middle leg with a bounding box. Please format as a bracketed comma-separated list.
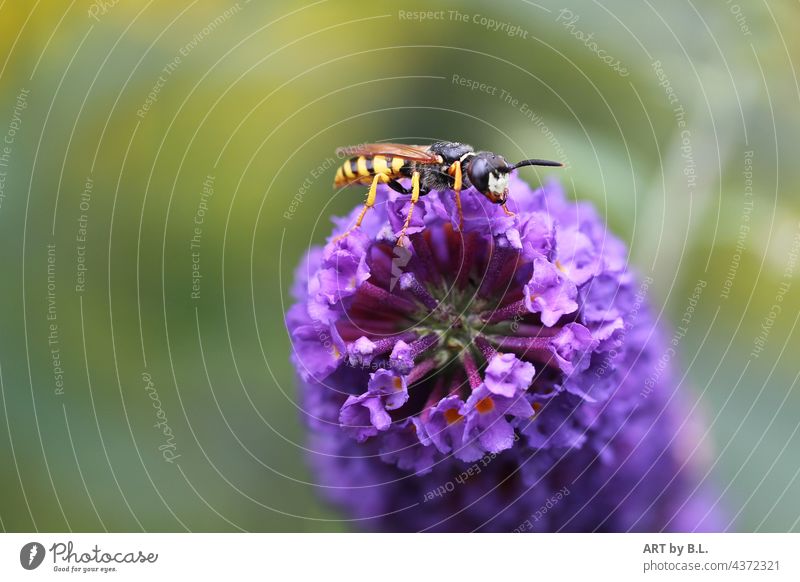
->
[396, 171, 422, 247]
[334, 172, 391, 242]
[448, 161, 464, 230]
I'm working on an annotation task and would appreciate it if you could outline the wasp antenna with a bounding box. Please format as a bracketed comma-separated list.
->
[511, 158, 564, 169]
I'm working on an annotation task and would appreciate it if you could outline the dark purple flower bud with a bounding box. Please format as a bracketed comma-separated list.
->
[288, 174, 722, 531]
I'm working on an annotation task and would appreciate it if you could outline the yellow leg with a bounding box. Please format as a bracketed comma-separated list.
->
[449, 161, 464, 230]
[502, 203, 515, 217]
[396, 171, 421, 247]
[334, 173, 389, 242]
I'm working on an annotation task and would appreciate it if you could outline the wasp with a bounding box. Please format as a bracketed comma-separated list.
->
[333, 141, 563, 245]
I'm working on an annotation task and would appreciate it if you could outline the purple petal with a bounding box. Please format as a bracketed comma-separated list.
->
[556, 226, 601, 285]
[484, 352, 535, 397]
[524, 255, 579, 326]
[550, 323, 598, 375]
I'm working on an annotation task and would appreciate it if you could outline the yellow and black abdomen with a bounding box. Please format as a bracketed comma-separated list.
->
[334, 155, 409, 188]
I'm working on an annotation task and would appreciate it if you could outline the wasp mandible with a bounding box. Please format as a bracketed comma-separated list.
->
[332, 141, 563, 245]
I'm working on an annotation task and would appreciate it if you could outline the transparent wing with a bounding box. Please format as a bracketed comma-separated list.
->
[335, 143, 440, 163]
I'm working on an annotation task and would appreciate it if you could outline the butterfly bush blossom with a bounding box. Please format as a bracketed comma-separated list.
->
[287, 175, 720, 532]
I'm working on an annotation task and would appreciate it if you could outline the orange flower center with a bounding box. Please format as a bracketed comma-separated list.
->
[443, 408, 463, 425]
[476, 397, 495, 414]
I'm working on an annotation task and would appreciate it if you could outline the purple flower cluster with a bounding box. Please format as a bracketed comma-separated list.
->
[288, 175, 720, 531]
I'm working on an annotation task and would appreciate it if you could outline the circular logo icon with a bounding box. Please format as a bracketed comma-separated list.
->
[20, 542, 46, 570]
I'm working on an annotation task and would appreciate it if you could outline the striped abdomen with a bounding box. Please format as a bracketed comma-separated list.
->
[334, 155, 409, 188]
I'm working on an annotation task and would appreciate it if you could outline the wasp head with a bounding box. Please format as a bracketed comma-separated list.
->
[466, 153, 564, 204]
[466, 152, 512, 204]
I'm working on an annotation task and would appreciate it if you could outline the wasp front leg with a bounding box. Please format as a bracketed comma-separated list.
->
[396, 171, 421, 247]
[334, 173, 390, 242]
[448, 161, 464, 230]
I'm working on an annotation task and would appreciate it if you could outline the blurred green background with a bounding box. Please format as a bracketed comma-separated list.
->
[0, 0, 798, 532]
